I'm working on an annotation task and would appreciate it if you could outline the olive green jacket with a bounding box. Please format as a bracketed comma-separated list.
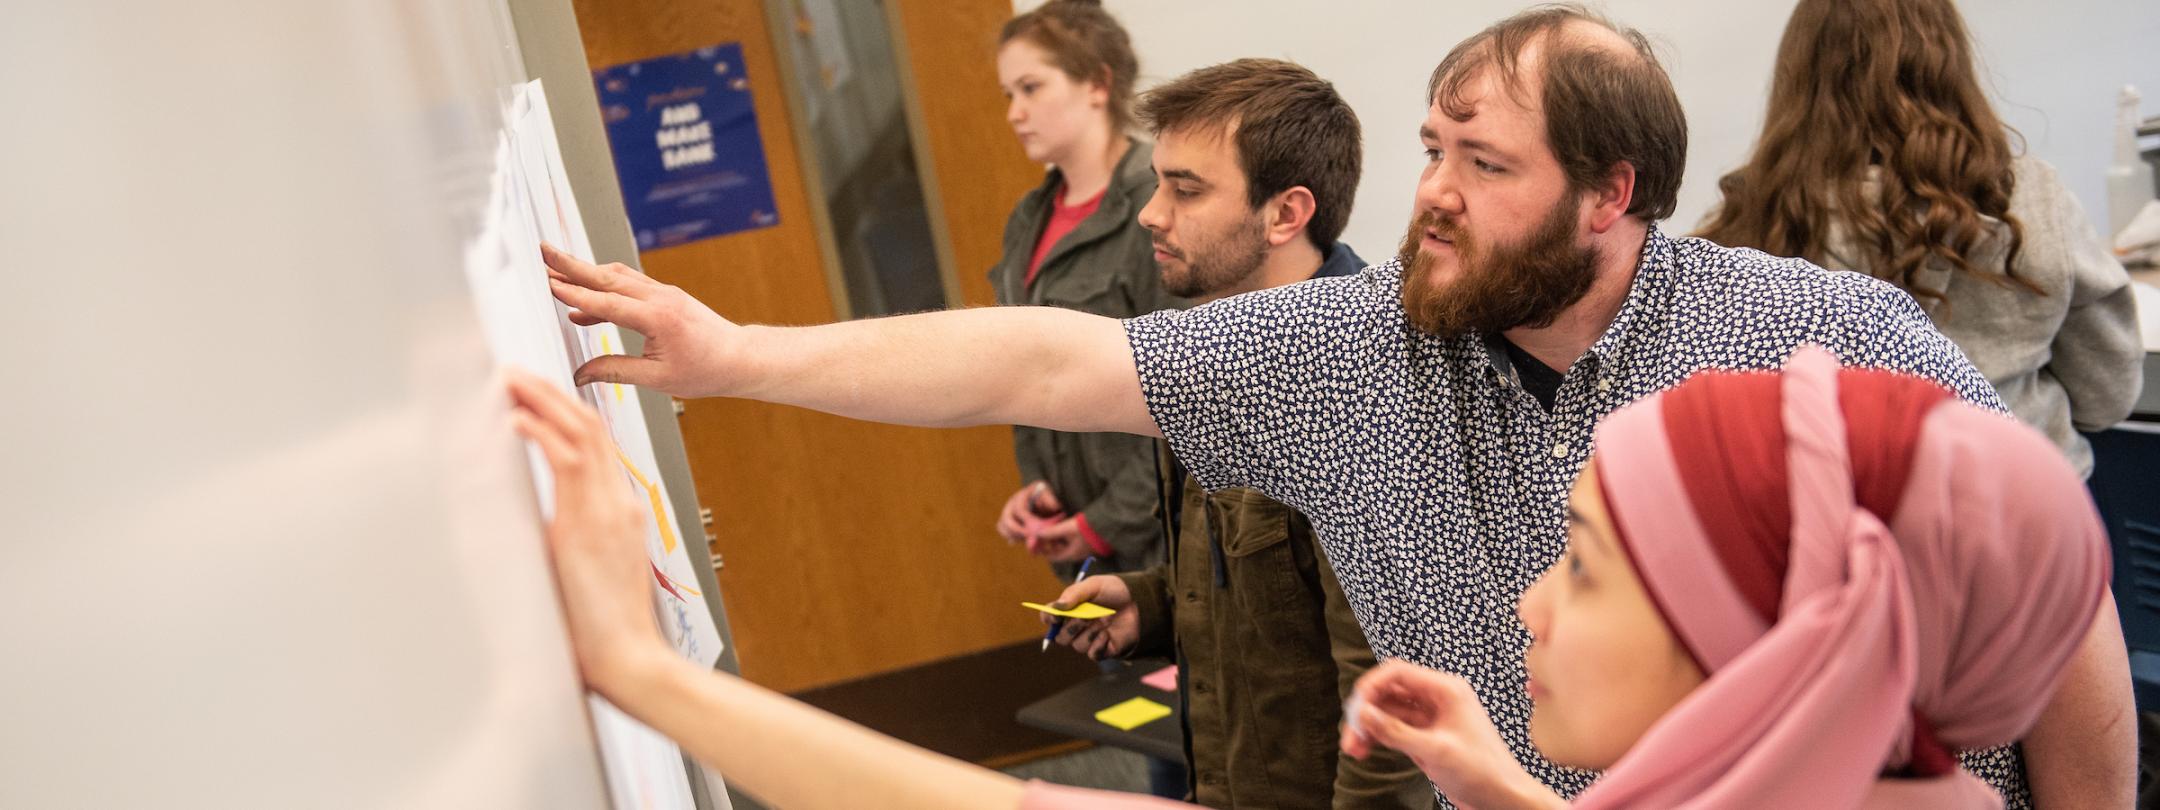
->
[1118, 446, 1436, 810]
[990, 138, 1184, 576]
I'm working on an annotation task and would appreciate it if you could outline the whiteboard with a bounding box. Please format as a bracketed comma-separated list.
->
[483, 78, 730, 810]
[0, 2, 705, 807]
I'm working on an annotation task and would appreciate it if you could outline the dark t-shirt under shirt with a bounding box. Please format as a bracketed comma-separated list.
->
[1500, 337, 1564, 412]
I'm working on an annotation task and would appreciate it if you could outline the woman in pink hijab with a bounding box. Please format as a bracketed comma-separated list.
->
[1341, 347, 2114, 809]
[504, 346, 2115, 810]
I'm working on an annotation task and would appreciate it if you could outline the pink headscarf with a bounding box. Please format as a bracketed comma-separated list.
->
[1573, 347, 2110, 809]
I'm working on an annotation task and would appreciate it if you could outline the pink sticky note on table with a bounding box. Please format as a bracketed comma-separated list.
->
[1141, 665, 1178, 692]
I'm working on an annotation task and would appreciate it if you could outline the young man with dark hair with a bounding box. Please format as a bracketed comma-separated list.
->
[543, 6, 2129, 806]
[1043, 58, 1433, 809]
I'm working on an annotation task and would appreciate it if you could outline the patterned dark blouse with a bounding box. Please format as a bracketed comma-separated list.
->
[1124, 225, 2028, 807]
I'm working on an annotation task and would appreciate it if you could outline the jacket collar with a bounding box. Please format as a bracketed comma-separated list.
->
[1029, 137, 1153, 277]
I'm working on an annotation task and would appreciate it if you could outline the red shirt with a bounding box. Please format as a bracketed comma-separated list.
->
[1025, 184, 1106, 288]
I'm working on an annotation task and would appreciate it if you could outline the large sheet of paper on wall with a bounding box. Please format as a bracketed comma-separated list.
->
[461, 78, 728, 810]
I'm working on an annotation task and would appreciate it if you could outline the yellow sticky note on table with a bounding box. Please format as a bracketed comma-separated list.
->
[1021, 601, 1117, 620]
[1094, 697, 1172, 731]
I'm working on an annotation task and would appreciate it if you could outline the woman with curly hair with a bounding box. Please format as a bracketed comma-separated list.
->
[1698, 0, 2143, 478]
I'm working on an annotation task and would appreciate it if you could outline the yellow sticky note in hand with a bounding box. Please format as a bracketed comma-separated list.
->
[1021, 601, 1117, 620]
[1094, 697, 1172, 731]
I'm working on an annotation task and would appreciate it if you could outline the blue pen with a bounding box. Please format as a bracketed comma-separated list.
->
[1042, 557, 1097, 652]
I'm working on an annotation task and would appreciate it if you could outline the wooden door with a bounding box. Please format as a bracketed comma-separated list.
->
[888, 0, 1052, 309]
[572, 0, 1062, 694]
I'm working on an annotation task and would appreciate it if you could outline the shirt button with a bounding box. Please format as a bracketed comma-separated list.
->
[1552, 441, 1570, 458]
[1597, 378, 1612, 393]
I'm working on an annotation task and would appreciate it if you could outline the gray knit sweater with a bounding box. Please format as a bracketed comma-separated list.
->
[1825, 156, 2143, 476]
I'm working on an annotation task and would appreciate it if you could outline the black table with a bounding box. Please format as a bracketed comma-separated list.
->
[1014, 659, 1184, 762]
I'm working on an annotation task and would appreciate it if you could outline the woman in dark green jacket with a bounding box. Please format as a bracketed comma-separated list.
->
[989, 0, 1180, 579]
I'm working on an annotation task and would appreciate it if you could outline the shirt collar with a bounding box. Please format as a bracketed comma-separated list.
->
[1313, 241, 1366, 280]
[1581, 222, 1677, 379]
[1465, 223, 1676, 390]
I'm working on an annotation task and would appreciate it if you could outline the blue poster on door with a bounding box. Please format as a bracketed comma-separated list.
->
[594, 42, 780, 250]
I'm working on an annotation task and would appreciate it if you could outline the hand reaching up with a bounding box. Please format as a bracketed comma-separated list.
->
[506, 369, 672, 694]
[542, 243, 745, 398]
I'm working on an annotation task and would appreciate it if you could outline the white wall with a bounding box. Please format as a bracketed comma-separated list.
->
[1019, 0, 2160, 259]
[0, 3, 614, 807]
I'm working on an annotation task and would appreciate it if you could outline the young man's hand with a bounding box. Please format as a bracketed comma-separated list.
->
[1045, 575, 1139, 660]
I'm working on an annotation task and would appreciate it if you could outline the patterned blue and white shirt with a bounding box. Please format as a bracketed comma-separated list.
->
[1123, 225, 2025, 806]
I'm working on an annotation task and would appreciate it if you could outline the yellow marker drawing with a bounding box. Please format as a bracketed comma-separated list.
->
[1021, 601, 1117, 620]
[600, 331, 625, 402]
[616, 450, 680, 555]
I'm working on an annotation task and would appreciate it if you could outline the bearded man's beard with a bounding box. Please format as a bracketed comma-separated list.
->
[1397, 198, 1600, 337]
[1158, 213, 1269, 299]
